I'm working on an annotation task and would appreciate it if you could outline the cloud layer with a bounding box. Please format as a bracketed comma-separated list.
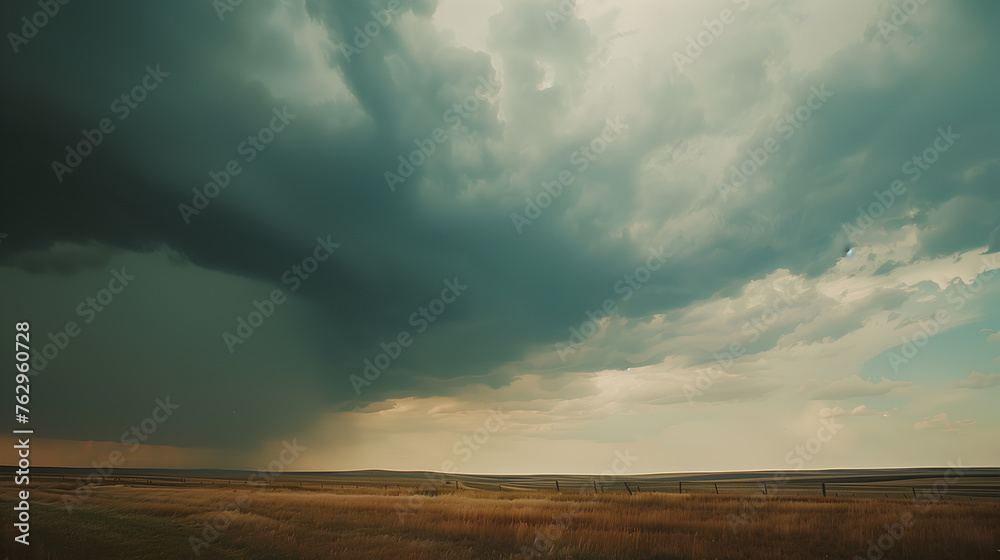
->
[0, 0, 997, 471]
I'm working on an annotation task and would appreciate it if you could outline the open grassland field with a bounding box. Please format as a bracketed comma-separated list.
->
[1, 468, 998, 559]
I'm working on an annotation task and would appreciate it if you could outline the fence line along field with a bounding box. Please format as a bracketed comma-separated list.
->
[1, 467, 998, 559]
[7, 466, 999, 500]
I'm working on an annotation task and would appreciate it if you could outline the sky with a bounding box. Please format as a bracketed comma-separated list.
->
[1, 0, 998, 475]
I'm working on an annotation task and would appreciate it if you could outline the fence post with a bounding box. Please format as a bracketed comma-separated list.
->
[555, 480, 560, 492]
[678, 481, 682, 494]
[763, 482, 768, 496]
[715, 483, 719, 495]
[593, 480, 598, 493]
[624, 482, 633, 496]
[822, 483, 826, 497]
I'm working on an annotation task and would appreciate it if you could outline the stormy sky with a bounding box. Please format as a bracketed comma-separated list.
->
[1, 0, 998, 474]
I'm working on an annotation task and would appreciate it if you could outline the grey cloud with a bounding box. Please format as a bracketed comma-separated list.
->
[0, 0, 997, 452]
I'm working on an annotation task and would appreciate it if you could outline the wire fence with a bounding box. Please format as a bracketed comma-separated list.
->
[21, 471, 1000, 502]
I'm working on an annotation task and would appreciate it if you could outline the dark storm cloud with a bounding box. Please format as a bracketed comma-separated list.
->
[0, 0, 653, 447]
[3, 242, 122, 275]
[0, 0, 997, 451]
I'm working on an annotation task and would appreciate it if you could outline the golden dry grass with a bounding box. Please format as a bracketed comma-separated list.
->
[1, 482, 997, 559]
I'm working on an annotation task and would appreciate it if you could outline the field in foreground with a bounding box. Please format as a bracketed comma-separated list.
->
[1, 480, 998, 560]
